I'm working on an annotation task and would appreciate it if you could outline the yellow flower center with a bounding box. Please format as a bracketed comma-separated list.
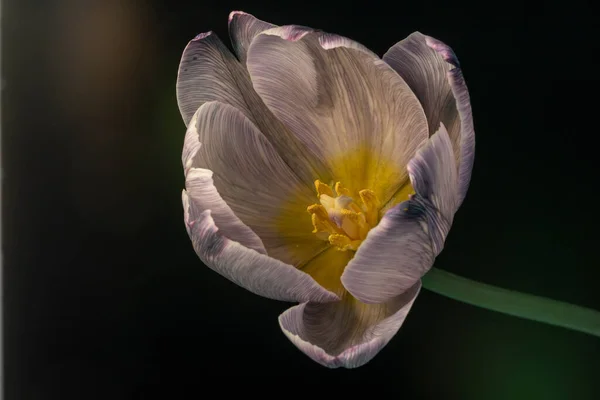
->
[307, 180, 381, 252]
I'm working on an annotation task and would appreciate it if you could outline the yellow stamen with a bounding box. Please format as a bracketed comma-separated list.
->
[308, 180, 382, 251]
[341, 209, 369, 240]
[319, 194, 336, 210]
[328, 234, 362, 252]
[310, 213, 330, 234]
[328, 234, 351, 250]
[349, 203, 363, 214]
[340, 208, 361, 223]
[314, 180, 334, 197]
[347, 239, 362, 251]
[359, 189, 380, 227]
[307, 204, 329, 220]
[307, 204, 341, 234]
[335, 181, 350, 196]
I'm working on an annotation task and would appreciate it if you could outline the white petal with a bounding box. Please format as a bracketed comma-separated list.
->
[342, 124, 458, 304]
[279, 282, 421, 368]
[246, 28, 429, 204]
[228, 11, 276, 64]
[187, 101, 328, 267]
[184, 169, 265, 255]
[383, 32, 475, 205]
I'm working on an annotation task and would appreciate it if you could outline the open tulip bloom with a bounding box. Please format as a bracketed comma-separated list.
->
[176, 11, 600, 368]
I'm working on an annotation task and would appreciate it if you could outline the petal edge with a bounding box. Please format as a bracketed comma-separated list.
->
[183, 199, 338, 303]
[279, 282, 421, 368]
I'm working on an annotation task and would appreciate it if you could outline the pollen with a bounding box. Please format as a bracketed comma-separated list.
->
[334, 181, 350, 196]
[359, 189, 380, 226]
[307, 180, 381, 252]
[314, 179, 334, 197]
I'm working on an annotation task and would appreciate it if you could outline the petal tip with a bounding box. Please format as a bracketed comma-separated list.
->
[182, 189, 191, 227]
[424, 35, 460, 67]
[261, 25, 312, 42]
[279, 287, 421, 369]
[192, 31, 213, 42]
[228, 10, 248, 23]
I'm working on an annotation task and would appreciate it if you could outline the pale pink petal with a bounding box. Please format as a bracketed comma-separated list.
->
[186, 101, 327, 267]
[228, 11, 276, 64]
[184, 169, 265, 255]
[176, 32, 253, 126]
[342, 124, 458, 304]
[279, 282, 421, 368]
[408, 123, 459, 224]
[177, 30, 325, 187]
[246, 28, 428, 203]
[318, 32, 378, 57]
[383, 32, 475, 205]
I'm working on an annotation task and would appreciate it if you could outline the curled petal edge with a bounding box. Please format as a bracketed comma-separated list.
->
[278, 282, 421, 368]
[424, 35, 475, 207]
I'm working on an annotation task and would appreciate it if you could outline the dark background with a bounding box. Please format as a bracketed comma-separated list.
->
[4, 0, 600, 398]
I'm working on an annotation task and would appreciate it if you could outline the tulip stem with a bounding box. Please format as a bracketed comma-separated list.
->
[421, 267, 600, 338]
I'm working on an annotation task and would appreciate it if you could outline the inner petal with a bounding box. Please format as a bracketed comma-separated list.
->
[247, 30, 429, 206]
[190, 101, 327, 267]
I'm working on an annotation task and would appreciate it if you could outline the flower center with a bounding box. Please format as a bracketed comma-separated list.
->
[307, 180, 381, 252]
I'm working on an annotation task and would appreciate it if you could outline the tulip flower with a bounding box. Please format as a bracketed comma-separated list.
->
[176, 11, 600, 368]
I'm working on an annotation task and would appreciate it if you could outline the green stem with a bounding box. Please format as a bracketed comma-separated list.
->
[421, 267, 600, 338]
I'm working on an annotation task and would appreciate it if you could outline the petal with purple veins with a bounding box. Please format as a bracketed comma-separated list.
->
[408, 123, 458, 222]
[187, 101, 328, 267]
[176, 32, 254, 126]
[247, 29, 428, 204]
[177, 30, 325, 188]
[184, 169, 266, 255]
[341, 123, 457, 304]
[341, 201, 433, 304]
[279, 282, 421, 368]
[228, 11, 276, 64]
[318, 32, 378, 57]
[383, 32, 475, 206]
[407, 122, 458, 249]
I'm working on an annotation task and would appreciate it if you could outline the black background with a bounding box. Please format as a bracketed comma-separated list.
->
[4, 0, 600, 398]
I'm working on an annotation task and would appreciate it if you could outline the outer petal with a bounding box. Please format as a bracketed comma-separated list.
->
[228, 11, 276, 64]
[383, 32, 474, 206]
[228, 11, 376, 61]
[340, 201, 433, 304]
[176, 32, 253, 127]
[407, 122, 458, 252]
[184, 168, 266, 255]
[183, 195, 338, 303]
[187, 101, 328, 267]
[246, 28, 429, 205]
[279, 282, 421, 368]
[176, 30, 324, 187]
[317, 32, 378, 57]
[341, 124, 457, 304]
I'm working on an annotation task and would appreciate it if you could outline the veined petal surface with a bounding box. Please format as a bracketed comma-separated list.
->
[383, 32, 474, 205]
[279, 282, 421, 368]
[228, 11, 276, 64]
[246, 28, 429, 205]
[187, 101, 328, 266]
[177, 31, 326, 187]
[342, 123, 457, 304]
